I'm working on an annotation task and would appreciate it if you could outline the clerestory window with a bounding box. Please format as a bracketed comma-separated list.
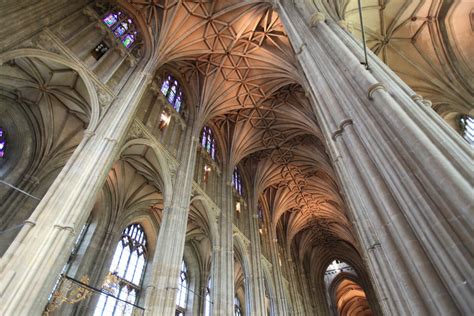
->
[460, 115, 474, 145]
[102, 10, 139, 49]
[232, 167, 243, 195]
[161, 74, 184, 113]
[0, 128, 6, 158]
[200, 126, 217, 161]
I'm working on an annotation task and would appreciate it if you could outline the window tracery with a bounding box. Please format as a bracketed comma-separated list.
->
[460, 115, 474, 145]
[234, 297, 242, 316]
[200, 126, 217, 161]
[232, 167, 243, 195]
[176, 260, 189, 314]
[94, 223, 147, 316]
[161, 74, 184, 113]
[101, 10, 139, 49]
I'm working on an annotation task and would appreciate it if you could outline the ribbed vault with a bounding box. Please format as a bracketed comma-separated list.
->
[125, 0, 360, 293]
[314, 0, 473, 128]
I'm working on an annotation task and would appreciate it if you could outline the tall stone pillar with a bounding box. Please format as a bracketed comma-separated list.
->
[0, 62, 155, 315]
[269, 231, 289, 315]
[143, 127, 198, 315]
[211, 177, 234, 315]
[276, 1, 473, 315]
[247, 198, 266, 315]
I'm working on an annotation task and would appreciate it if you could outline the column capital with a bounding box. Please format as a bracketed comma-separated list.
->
[310, 12, 326, 26]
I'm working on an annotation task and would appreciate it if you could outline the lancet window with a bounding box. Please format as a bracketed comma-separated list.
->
[94, 223, 147, 316]
[460, 115, 474, 145]
[175, 260, 189, 315]
[102, 10, 139, 49]
[0, 128, 5, 158]
[161, 74, 184, 113]
[200, 126, 217, 160]
[232, 167, 243, 195]
[234, 297, 243, 316]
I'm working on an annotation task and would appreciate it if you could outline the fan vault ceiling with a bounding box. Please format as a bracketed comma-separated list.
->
[120, 0, 472, 273]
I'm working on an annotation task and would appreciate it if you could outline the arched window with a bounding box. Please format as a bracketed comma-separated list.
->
[232, 167, 243, 195]
[175, 260, 189, 315]
[257, 204, 264, 225]
[102, 10, 139, 49]
[160, 74, 184, 112]
[0, 128, 6, 158]
[94, 223, 147, 316]
[203, 279, 212, 316]
[460, 115, 474, 145]
[234, 297, 243, 316]
[200, 126, 217, 160]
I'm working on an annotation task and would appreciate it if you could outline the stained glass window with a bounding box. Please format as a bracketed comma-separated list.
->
[103, 13, 118, 26]
[234, 297, 242, 316]
[200, 126, 217, 161]
[168, 83, 177, 104]
[232, 168, 243, 195]
[0, 128, 6, 158]
[94, 224, 147, 316]
[176, 260, 189, 314]
[160, 75, 184, 113]
[122, 33, 135, 48]
[161, 76, 171, 95]
[101, 10, 138, 49]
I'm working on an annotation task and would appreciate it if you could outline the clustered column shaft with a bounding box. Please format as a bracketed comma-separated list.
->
[277, 0, 472, 315]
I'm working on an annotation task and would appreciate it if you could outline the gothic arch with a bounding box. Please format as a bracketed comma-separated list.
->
[233, 234, 252, 315]
[328, 272, 372, 316]
[0, 49, 101, 130]
[120, 137, 174, 203]
[261, 262, 277, 315]
[189, 195, 219, 247]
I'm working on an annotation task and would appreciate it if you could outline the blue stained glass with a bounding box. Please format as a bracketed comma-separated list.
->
[206, 133, 212, 152]
[161, 76, 171, 95]
[168, 84, 177, 104]
[174, 92, 182, 112]
[103, 14, 117, 27]
[114, 24, 127, 37]
[211, 143, 216, 160]
[201, 128, 207, 147]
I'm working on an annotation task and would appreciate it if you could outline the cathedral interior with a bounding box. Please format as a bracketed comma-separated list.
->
[0, 0, 472, 315]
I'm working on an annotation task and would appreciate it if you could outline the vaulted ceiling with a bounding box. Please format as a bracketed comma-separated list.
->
[315, 0, 473, 129]
[121, 0, 354, 270]
[121, 0, 472, 277]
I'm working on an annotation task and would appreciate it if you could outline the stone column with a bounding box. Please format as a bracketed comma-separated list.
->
[0, 61, 155, 315]
[268, 232, 289, 315]
[277, 1, 473, 315]
[211, 177, 234, 315]
[143, 127, 198, 315]
[247, 198, 266, 315]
